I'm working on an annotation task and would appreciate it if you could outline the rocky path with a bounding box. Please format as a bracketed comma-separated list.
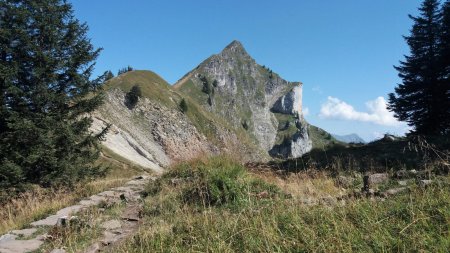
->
[0, 175, 154, 253]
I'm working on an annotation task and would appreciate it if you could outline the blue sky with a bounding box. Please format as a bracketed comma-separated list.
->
[71, 0, 422, 141]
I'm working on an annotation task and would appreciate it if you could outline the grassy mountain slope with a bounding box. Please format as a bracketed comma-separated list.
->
[103, 70, 250, 142]
[103, 70, 177, 109]
[308, 124, 341, 150]
[97, 70, 267, 167]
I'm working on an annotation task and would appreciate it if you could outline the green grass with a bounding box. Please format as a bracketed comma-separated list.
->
[104, 70, 178, 109]
[143, 156, 281, 209]
[175, 78, 208, 107]
[308, 124, 341, 150]
[182, 96, 218, 140]
[113, 156, 450, 252]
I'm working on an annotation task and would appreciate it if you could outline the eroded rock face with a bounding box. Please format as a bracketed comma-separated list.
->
[175, 40, 312, 158]
[269, 118, 312, 158]
[290, 124, 313, 157]
[94, 84, 265, 170]
[95, 89, 215, 171]
[268, 85, 312, 158]
[271, 86, 303, 115]
[95, 41, 314, 168]
[184, 41, 286, 150]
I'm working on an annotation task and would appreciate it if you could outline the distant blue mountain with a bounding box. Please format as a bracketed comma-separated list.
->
[332, 133, 366, 144]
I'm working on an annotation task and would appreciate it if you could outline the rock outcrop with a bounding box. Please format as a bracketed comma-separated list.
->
[332, 133, 365, 144]
[269, 118, 312, 158]
[95, 82, 216, 172]
[175, 40, 312, 158]
[94, 41, 325, 171]
[271, 86, 303, 115]
[94, 70, 265, 172]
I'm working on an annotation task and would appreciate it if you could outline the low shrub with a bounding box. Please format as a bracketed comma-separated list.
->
[143, 156, 281, 210]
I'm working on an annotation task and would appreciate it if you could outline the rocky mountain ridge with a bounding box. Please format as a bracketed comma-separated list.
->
[94, 41, 331, 171]
[175, 40, 312, 157]
[332, 133, 366, 144]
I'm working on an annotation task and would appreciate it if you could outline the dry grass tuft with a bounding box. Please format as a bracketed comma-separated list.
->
[0, 152, 142, 235]
[249, 169, 345, 200]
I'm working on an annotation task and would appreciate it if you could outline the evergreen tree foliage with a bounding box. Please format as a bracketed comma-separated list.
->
[388, 0, 449, 135]
[179, 98, 188, 113]
[117, 66, 133, 76]
[242, 120, 249, 130]
[439, 0, 450, 133]
[118, 68, 126, 75]
[200, 76, 211, 95]
[0, 0, 108, 191]
[105, 70, 114, 81]
[125, 85, 142, 109]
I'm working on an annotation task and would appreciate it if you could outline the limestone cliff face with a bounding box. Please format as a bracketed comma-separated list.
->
[95, 88, 213, 171]
[268, 118, 312, 158]
[94, 70, 266, 172]
[94, 42, 315, 172]
[272, 86, 303, 115]
[175, 40, 312, 158]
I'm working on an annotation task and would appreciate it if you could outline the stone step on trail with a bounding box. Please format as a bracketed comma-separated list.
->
[30, 205, 85, 227]
[0, 234, 44, 253]
[9, 229, 37, 238]
[0, 175, 152, 253]
[83, 193, 145, 251]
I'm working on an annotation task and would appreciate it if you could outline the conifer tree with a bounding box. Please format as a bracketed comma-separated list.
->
[105, 71, 114, 81]
[438, 1, 450, 134]
[125, 85, 142, 108]
[388, 0, 448, 135]
[0, 0, 108, 190]
[179, 98, 188, 113]
[200, 76, 211, 95]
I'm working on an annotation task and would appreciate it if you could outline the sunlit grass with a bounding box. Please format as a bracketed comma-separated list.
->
[114, 156, 450, 252]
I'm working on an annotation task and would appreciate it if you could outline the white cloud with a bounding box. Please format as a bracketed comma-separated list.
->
[319, 96, 404, 127]
[303, 107, 310, 116]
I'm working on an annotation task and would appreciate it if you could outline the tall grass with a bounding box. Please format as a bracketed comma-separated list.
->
[0, 153, 141, 234]
[249, 168, 349, 200]
[115, 156, 450, 252]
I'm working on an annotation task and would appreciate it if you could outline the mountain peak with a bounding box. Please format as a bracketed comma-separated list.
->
[332, 133, 366, 144]
[222, 40, 248, 55]
[226, 40, 243, 48]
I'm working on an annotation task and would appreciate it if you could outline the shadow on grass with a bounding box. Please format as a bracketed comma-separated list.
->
[261, 135, 450, 175]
